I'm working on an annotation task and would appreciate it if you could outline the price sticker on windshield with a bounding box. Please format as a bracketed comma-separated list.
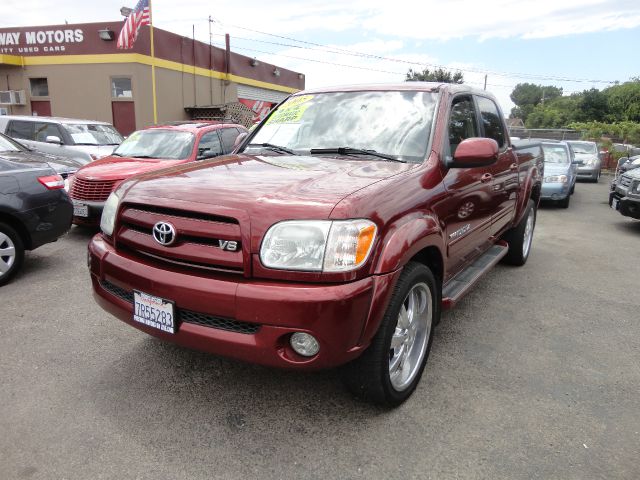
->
[266, 95, 314, 125]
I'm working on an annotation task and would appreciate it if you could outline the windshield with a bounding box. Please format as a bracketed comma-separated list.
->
[568, 141, 597, 155]
[542, 144, 570, 164]
[0, 134, 25, 152]
[65, 124, 123, 145]
[113, 129, 195, 160]
[246, 90, 438, 163]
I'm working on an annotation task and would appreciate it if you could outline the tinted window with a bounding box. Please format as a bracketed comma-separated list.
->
[7, 121, 34, 140]
[34, 122, 63, 142]
[476, 96, 505, 148]
[448, 96, 479, 156]
[219, 128, 241, 153]
[197, 131, 223, 158]
[30, 78, 49, 96]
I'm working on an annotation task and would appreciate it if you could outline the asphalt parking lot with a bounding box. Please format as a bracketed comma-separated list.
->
[1, 178, 639, 480]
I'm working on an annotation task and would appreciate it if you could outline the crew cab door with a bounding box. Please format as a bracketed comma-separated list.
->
[475, 95, 519, 236]
[440, 95, 494, 274]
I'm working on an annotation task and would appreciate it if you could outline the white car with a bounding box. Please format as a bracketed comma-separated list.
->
[0, 115, 123, 165]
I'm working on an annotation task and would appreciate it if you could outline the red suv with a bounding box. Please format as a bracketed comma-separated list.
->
[68, 122, 247, 225]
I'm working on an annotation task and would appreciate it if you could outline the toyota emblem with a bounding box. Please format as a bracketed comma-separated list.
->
[152, 221, 177, 246]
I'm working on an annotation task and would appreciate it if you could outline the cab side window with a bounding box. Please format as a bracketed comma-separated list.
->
[476, 96, 506, 149]
[7, 121, 35, 141]
[448, 96, 479, 157]
[219, 127, 241, 154]
[197, 131, 223, 159]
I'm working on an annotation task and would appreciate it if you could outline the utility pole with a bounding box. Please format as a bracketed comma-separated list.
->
[483, 74, 487, 90]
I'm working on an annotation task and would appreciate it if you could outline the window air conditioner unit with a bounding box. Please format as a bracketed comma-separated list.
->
[0, 91, 11, 105]
[0, 107, 8, 115]
[0, 90, 26, 105]
[10, 90, 26, 105]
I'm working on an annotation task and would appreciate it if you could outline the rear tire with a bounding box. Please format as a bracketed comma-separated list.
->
[0, 222, 24, 287]
[342, 262, 440, 407]
[501, 199, 536, 266]
[593, 170, 601, 183]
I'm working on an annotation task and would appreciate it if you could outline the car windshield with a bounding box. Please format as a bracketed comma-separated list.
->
[0, 134, 25, 152]
[542, 144, 570, 164]
[113, 129, 195, 160]
[568, 142, 597, 154]
[65, 124, 123, 145]
[246, 90, 438, 163]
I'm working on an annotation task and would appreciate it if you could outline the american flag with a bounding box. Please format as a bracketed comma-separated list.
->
[116, 0, 151, 49]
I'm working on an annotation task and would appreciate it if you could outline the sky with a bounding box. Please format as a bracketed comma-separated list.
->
[3, 0, 640, 115]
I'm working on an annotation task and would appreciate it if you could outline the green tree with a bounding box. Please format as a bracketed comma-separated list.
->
[578, 88, 608, 122]
[604, 80, 640, 122]
[405, 67, 464, 84]
[509, 83, 563, 122]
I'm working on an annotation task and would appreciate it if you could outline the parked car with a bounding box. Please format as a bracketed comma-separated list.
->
[0, 155, 72, 286]
[0, 115, 123, 165]
[88, 83, 543, 406]
[610, 168, 640, 219]
[68, 122, 248, 226]
[0, 132, 81, 187]
[566, 140, 601, 182]
[540, 140, 579, 208]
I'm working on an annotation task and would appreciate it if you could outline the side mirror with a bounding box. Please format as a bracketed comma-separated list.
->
[233, 132, 248, 150]
[449, 138, 499, 168]
[45, 135, 62, 144]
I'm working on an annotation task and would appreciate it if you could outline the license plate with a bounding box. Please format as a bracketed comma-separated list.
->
[73, 201, 88, 217]
[611, 198, 619, 210]
[133, 291, 176, 334]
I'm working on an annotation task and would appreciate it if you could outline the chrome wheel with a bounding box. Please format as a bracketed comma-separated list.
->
[389, 282, 432, 391]
[522, 208, 534, 258]
[0, 231, 16, 278]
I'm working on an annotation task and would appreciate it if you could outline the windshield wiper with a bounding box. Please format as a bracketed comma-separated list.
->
[309, 147, 405, 163]
[111, 152, 123, 156]
[247, 143, 295, 155]
[130, 155, 156, 159]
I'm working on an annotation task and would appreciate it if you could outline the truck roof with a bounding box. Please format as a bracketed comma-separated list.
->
[296, 82, 493, 97]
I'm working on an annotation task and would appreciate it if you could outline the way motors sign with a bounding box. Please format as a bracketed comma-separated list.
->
[0, 29, 84, 54]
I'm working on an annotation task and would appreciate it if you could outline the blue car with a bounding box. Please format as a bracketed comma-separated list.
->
[540, 141, 579, 208]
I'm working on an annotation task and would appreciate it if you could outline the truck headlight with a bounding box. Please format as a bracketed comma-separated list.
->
[260, 219, 377, 272]
[100, 191, 121, 237]
[632, 181, 640, 195]
[544, 175, 568, 184]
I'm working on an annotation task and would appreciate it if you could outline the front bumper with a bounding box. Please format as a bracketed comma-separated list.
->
[609, 191, 640, 219]
[541, 182, 570, 200]
[577, 167, 599, 180]
[89, 235, 400, 370]
[71, 199, 104, 226]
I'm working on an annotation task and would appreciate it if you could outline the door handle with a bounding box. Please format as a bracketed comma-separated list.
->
[509, 163, 518, 171]
[481, 173, 493, 183]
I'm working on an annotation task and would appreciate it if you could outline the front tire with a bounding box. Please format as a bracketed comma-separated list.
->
[558, 194, 570, 209]
[501, 199, 536, 266]
[342, 262, 440, 406]
[0, 222, 24, 287]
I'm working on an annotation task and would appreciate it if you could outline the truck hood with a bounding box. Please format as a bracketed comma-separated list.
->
[121, 153, 414, 220]
[77, 156, 185, 181]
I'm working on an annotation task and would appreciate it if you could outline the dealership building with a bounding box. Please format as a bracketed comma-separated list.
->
[0, 22, 304, 134]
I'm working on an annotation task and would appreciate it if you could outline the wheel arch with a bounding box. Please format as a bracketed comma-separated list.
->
[0, 211, 32, 250]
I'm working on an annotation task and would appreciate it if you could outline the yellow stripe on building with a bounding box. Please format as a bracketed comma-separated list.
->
[11, 53, 299, 94]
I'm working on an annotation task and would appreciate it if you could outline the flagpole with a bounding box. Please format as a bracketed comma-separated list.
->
[149, 0, 158, 124]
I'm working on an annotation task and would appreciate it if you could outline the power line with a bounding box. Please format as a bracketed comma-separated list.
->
[216, 21, 617, 85]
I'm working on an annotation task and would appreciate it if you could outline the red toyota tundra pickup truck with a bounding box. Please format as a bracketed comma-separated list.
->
[89, 83, 543, 406]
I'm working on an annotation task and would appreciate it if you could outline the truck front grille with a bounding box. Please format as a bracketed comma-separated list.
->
[99, 279, 260, 334]
[115, 203, 246, 275]
[619, 175, 632, 187]
[70, 178, 118, 202]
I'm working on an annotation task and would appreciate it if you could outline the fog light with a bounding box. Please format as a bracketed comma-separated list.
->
[290, 332, 320, 357]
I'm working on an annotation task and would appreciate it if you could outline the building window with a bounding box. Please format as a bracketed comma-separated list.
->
[111, 77, 133, 98]
[29, 78, 49, 97]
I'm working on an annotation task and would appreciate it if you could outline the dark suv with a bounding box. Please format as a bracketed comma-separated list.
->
[0, 153, 73, 286]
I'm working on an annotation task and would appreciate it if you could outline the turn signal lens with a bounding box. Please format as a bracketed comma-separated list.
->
[323, 219, 377, 272]
[38, 174, 65, 190]
[356, 225, 376, 264]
